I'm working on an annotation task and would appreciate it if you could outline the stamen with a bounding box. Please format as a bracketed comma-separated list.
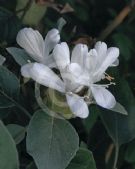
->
[104, 73, 114, 81]
[74, 85, 84, 93]
[93, 82, 116, 88]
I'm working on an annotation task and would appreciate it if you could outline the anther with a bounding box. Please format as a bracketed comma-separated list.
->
[104, 73, 114, 81]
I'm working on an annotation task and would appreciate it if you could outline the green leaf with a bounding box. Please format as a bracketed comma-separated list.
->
[110, 102, 128, 115]
[26, 162, 37, 169]
[80, 141, 87, 149]
[7, 124, 26, 144]
[0, 55, 6, 65]
[0, 95, 14, 108]
[125, 139, 135, 164]
[100, 72, 135, 146]
[7, 47, 33, 66]
[0, 7, 22, 43]
[26, 110, 79, 169]
[66, 148, 97, 169]
[0, 120, 19, 169]
[83, 105, 99, 133]
[0, 108, 10, 119]
[0, 66, 19, 108]
[57, 17, 67, 32]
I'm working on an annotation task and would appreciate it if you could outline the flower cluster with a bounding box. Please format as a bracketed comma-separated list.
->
[17, 28, 119, 118]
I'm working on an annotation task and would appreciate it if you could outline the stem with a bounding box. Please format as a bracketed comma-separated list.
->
[113, 144, 119, 169]
[0, 91, 31, 119]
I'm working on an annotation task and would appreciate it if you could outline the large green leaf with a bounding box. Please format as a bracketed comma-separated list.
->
[0, 66, 19, 108]
[66, 148, 97, 169]
[7, 47, 33, 66]
[26, 162, 37, 169]
[0, 95, 14, 108]
[26, 110, 79, 169]
[0, 120, 19, 169]
[100, 70, 135, 146]
[7, 124, 26, 144]
[83, 105, 99, 133]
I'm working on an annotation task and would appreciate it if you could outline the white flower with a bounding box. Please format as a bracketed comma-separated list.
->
[0, 55, 6, 65]
[71, 41, 119, 109]
[16, 28, 60, 67]
[21, 42, 90, 118]
[21, 41, 119, 119]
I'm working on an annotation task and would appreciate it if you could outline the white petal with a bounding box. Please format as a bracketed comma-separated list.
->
[17, 28, 44, 62]
[95, 41, 107, 56]
[53, 42, 70, 69]
[66, 94, 89, 118]
[86, 49, 98, 72]
[66, 63, 90, 87]
[95, 41, 107, 65]
[111, 59, 119, 67]
[21, 63, 65, 93]
[61, 63, 84, 91]
[43, 28, 60, 57]
[94, 47, 119, 79]
[71, 44, 88, 69]
[0, 55, 6, 65]
[44, 53, 57, 68]
[21, 63, 34, 78]
[66, 63, 83, 78]
[91, 86, 116, 109]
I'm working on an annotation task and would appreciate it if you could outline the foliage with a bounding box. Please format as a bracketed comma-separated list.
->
[0, 0, 135, 169]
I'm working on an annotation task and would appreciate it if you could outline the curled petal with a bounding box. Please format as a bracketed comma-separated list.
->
[21, 63, 65, 93]
[111, 59, 119, 67]
[94, 47, 119, 79]
[91, 86, 116, 109]
[44, 28, 60, 57]
[17, 28, 44, 62]
[53, 42, 70, 69]
[66, 94, 89, 118]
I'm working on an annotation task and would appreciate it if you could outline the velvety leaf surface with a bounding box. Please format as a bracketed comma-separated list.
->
[7, 47, 33, 66]
[0, 66, 19, 108]
[7, 124, 26, 144]
[66, 148, 97, 169]
[100, 70, 135, 146]
[0, 120, 19, 169]
[26, 110, 79, 169]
